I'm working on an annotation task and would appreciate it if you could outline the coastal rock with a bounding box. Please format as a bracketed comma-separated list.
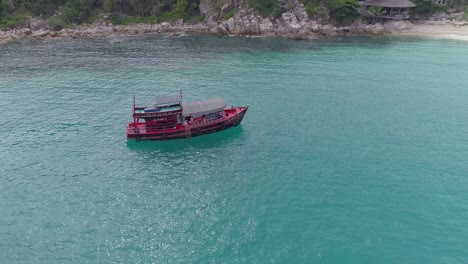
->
[160, 22, 171, 29]
[361, 23, 385, 35]
[0, 33, 13, 43]
[383, 21, 413, 32]
[259, 18, 274, 34]
[32, 30, 50, 38]
[225, 17, 234, 33]
[22, 28, 32, 35]
[29, 18, 46, 31]
[210, 24, 227, 34]
[292, 4, 309, 22]
[308, 21, 320, 32]
[281, 13, 301, 30]
[318, 24, 338, 36]
[71, 31, 81, 38]
[226, 17, 241, 35]
[206, 15, 218, 28]
[7, 32, 19, 39]
[275, 18, 286, 34]
[243, 15, 261, 34]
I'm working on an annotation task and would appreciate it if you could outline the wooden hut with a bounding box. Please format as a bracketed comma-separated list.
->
[359, 0, 416, 21]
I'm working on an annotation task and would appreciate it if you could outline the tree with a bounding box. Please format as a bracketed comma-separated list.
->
[103, 0, 114, 12]
[129, 0, 154, 16]
[412, 0, 435, 14]
[62, 0, 92, 23]
[330, 0, 359, 25]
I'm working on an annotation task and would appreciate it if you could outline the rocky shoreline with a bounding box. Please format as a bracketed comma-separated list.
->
[0, 10, 418, 44]
[1, 0, 468, 44]
[2, 14, 467, 44]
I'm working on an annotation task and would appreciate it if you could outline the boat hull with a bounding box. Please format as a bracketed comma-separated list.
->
[126, 106, 248, 141]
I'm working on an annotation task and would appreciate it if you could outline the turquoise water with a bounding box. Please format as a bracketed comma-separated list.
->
[1, 35, 468, 263]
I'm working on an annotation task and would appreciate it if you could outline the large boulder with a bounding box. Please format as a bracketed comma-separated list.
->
[206, 15, 218, 28]
[29, 17, 46, 31]
[383, 21, 412, 32]
[22, 28, 32, 35]
[32, 30, 50, 38]
[259, 18, 274, 34]
[210, 24, 228, 34]
[226, 17, 244, 35]
[226, 17, 237, 34]
[360, 23, 384, 35]
[281, 12, 301, 30]
[292, 4, 309, 22]
[243, 14, 261, 34]
[318, 24, 337, 36]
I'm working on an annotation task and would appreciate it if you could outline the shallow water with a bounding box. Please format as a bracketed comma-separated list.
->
[1, 35, 468, 263]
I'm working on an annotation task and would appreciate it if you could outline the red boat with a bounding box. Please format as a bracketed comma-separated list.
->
[126, 93, 248, 141]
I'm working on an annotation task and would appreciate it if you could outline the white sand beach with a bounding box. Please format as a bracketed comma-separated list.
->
[396, 21, 468, 41]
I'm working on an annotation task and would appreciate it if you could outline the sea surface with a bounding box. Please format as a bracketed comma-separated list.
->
[1, 35, 468, 263]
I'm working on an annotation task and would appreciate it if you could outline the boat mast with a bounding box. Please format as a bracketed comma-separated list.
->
[133, 94, 137, 123]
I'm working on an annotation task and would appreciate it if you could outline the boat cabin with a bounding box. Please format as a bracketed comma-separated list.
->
[132, 95, 227, 130]
[133, 95, 182, 130]
[183, 98, 226, 124]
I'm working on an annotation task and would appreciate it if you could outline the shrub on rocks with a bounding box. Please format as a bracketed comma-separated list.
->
[330, 0, 360, 25]
[46, 17, 67, 31]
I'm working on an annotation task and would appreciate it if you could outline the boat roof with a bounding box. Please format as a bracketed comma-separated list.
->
[155, 95, 182, 106]
[183, 98, 225, 117]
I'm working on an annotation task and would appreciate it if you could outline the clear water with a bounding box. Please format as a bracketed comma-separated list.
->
[1, 35, 468, 263]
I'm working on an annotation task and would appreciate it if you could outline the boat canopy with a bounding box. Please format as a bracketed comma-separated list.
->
[155, 95, 182, 106]
[183, 98, 225, 117]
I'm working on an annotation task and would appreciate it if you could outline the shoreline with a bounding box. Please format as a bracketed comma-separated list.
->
[1, 19, 468, 44]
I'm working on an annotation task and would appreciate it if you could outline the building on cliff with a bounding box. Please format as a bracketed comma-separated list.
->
[432, 0, 447, 6]
[359, 0, 416, 21]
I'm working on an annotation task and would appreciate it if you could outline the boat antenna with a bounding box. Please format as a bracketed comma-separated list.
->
[180, 89, 183, 99]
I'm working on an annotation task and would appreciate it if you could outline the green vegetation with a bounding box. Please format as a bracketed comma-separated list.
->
[0, 0, 202, 29]
[45, 16, 67, 31]
[412, 0, 436, 15]
[1, 0, 467, 30]
[62, 0, 91, 24]
[222, 8, 238, 20]
[304, 3, 317, 16]
[330, 0, 359, 25]
[114, 15, 158, 25]
[213, 0, 227, 12]
[246, 0, 284, 17]
[0, 13, 27, 29]
[301, 1, 328, 20]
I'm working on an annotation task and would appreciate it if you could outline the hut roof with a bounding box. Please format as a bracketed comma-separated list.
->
[360, 0, 416, 8]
